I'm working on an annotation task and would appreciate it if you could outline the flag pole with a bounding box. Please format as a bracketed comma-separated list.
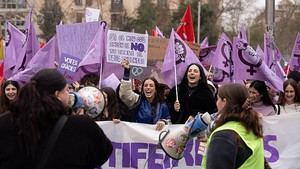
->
[197, 0, 201, 43]
[98, 62, 103, 89]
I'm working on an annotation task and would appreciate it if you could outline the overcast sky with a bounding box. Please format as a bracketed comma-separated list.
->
[256, 0, 282, 9]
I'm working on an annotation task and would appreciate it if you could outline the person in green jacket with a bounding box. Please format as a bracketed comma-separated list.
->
[201, 83, 265, 169]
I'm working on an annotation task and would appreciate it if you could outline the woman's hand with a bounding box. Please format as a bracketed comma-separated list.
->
[112, 118, 121, 124]
[72, 81, 80, 91]
[121, 58, 130, 69]
[155, 121, 166, 131]
[174, 100, 180, 112]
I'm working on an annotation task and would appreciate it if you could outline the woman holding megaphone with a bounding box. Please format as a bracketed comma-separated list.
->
[201, 83, 266, 169]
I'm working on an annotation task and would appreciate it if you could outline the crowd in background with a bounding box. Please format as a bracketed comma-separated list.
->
[1, 58, 300, 168]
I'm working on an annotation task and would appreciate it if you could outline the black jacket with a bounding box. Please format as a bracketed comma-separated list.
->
[0, 113, 112, 169]
[166, 84, 217, 124]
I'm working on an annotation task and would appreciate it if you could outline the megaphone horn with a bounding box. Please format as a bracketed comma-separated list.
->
[158, 112, 211, 160]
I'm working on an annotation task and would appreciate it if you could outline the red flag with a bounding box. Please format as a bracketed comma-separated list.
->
[176, 4, 195, 42]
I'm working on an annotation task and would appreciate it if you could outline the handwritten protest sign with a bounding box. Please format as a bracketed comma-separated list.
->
[106, 30, 148, 67]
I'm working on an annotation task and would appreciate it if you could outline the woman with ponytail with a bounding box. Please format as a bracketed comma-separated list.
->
[201, 83, 265, 169]
[0, 69, 112, 169]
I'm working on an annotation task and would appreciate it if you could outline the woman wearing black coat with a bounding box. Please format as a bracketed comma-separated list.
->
[166, 63, 217, 124]
[0, 69, 112, 169]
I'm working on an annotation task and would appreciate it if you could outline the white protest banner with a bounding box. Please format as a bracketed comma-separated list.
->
[106, 30, 148, 67]
[97, 112, 300, 169]
[85, 7, 100, 22]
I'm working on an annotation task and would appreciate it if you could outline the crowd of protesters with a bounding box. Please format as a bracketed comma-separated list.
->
[0, 58, 299, 168]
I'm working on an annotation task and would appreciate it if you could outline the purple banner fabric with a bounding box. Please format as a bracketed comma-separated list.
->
[212, 33, 233, 74]
[56, 21, 101, 82]
[200, 37, 208, 48]
[232, 37, 283, 91]
[160, 29, 206, 88]
[288, 32, 300, 71]
[14, 9, 39, 73]
[9, 36, 57, 86]
[4, 22, 25, 78]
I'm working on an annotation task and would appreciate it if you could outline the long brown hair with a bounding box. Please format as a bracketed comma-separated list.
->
[278, 79, 300, 105]
[11, 69, 67, 158]
[215, 83, 263, 137]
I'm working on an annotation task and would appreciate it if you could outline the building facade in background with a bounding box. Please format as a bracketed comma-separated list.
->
[0, 0, 180, 39]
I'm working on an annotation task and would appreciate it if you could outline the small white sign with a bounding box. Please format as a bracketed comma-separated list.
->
[106, 30, 148, 67]
[85, 7, 100, 22]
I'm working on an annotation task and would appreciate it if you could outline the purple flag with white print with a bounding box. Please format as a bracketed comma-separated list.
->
[56, 21, 101, 82]
[289, 32, 300, 72]
[160, 29, 206, 88]
[9, 36, 58, 86]
[14, 9, 39, 73]
[232, 37, 283, 91]
[211, 33, 233, 74]
[4, 22, 25, 78]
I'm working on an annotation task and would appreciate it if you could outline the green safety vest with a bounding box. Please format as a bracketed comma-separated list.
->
[201, 121, 264, 169]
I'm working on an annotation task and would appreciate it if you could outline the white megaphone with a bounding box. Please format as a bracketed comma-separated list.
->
[68, 86, 106, 118]
[159, 112, 211, 160]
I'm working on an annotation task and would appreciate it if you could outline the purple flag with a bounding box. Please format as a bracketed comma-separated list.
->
[274, 61, 286, 81]
[56, 21, 101, 82]
[232, 37, 283, 91]
[160, 29, 206, 88]
[14, 9, 39, 73]
[212, 67, 231, 85]
[4, 22, 26, 78]
[155, 26, 165, 38]
[200, 36, 208, 48]
[212, 33, 233, 74]
[288, 32, 300, 71]
[9, 36, 58, 86]
[78, 21, 106, 70]
[264, 33, 283, 68]
[199, 45, 216, 67]
[256, 45, 264, 59]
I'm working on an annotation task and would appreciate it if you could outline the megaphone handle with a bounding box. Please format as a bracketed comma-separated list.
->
[158, 130, 170, 144]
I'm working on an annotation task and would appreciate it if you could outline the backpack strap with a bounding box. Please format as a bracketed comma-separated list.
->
[35, 115, 68, 169]
[0, 111, 10, 118]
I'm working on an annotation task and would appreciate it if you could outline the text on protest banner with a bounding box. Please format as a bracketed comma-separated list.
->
[97, 113, 300, 169]
[106, 30, 148, 67]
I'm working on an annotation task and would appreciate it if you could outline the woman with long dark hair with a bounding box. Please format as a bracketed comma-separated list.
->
[118, 59, 170, 130]
[249, 80, 278, 116]
[96, 87, 121, 122]
[201, 83, 265, 168]
[277, 79, 300, 114]
[0, 80, 20, 113]
[0, 69, 112, 168]
[166, 63, 217, 124]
